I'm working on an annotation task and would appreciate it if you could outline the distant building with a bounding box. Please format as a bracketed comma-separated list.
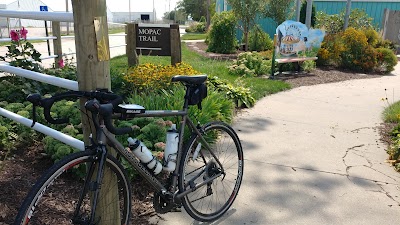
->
[2, 0, 114, 29]
[113, 12, 156, 23]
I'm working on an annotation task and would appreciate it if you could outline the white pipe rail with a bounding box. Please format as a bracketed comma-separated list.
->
[0, 10, 73, 22]
[0, 108, 84, 151]
[110, 44, 126, 49]
[0, 36, 57, 42]
[0, 63, 78, 91]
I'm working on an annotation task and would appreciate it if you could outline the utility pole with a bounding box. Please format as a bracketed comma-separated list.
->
[305, 0, 313, 28]
[296, 0, 301, 22]
[344, 0, 352, 30]
[66, 0, 69, 35]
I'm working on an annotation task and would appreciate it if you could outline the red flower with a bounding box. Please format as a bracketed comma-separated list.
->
[20, 27, 28, 40]
[58, 58, 64, 68]
[10, 30, 19, 41]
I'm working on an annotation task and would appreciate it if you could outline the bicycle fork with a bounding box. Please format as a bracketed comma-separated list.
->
[72, 145, 107, 225]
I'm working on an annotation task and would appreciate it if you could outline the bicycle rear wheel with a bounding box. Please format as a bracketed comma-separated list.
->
[178, 121, 244, 222]
[14, 150, 131, 225]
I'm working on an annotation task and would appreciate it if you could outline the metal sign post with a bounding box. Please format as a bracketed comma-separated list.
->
[40, 6, 51, 56]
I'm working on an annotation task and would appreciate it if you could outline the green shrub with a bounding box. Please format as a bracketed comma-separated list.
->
[207, 11, 237, 54]
[301, 60, 316, 72]
[229, 52, 270, 77]
[185, 21, 206, 33]
[362, 28, 380, 47]
[208, 76, 255, 108]
[375, 48, 398, 74]
[340, 28, 377, 72]
[316, 9, 375, 34]
[247, 25, 273, 52]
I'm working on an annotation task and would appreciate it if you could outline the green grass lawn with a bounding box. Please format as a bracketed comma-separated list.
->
[181, 33, 207, 40]
[110, 43, 290, 101]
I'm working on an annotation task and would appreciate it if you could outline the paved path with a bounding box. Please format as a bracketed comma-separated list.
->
[159, 66, 400, 224]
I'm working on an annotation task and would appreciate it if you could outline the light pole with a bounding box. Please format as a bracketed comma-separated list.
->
[129, 0, 132, 22]
[153, 0, 155, 22]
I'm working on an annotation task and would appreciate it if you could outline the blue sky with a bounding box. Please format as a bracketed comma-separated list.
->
[2, 0, 179, 18]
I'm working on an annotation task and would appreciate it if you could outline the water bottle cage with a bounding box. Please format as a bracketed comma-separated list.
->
[163, 153, 177, 167]
[142, 156, 159, 174]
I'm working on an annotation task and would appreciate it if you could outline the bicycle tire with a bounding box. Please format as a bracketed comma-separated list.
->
[178, 121, 244, 222]
[14, 150, 131, 225]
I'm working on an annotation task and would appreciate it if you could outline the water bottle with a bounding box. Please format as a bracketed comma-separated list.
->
[127, 137, 162, 175]
[163, 124, 179, 172]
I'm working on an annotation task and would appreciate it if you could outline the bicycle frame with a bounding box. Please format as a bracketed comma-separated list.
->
[95, 106, 224, 203]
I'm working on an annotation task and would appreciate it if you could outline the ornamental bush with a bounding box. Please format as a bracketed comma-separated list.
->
[229, 52, 270, 77]
[375, 48, 398, 73]
[207, 11, 237, 54]
[247, 25, 273, 52]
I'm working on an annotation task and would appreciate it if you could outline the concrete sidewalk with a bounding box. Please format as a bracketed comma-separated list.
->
[159, 66, 400, 224]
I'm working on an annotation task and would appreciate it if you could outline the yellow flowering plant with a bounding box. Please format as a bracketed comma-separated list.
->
[123, 62, 200, 92]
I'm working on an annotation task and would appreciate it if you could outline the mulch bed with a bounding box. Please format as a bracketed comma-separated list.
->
[0, 41, 395, 225]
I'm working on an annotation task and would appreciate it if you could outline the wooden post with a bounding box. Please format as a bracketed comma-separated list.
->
[170, 24, 181, 65]
[126, 23, 138, 67]
[71, 1, 119, 224]
[52, 21, 62, 68]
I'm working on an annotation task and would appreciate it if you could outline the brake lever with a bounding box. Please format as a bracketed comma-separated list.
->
[27, 93, 41, 127]
[31, 104, 37, 127]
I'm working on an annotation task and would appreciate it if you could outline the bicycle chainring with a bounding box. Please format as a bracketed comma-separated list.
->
[153, 191, 177, 214]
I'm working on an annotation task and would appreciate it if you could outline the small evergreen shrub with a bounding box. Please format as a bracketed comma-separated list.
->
[207, 11, 237, 54]
[340, 28, 377, 72]
[247, 25, 273, 52]
[375, 47, 398, 73]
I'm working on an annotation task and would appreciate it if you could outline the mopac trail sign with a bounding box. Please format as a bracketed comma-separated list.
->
[126, 23, 181, 66]
[136, 24, 172, 56]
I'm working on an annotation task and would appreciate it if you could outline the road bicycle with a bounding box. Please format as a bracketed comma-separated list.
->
[14, 75, 244, 225]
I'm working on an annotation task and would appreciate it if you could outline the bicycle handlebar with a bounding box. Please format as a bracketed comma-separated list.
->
[27, 90, 132, 135]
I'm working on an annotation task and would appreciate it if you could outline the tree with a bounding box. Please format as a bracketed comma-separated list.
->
[226, 0, 269, 51]
[264, 0, 295, 26]
[163, 9, 187, 24]
[178, 0, 215, 22]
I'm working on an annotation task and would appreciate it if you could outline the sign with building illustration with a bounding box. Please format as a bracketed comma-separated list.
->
[275, 20, 325, 59]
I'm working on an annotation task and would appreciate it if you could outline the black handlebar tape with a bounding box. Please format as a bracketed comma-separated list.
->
[98, 103, 132, 135]
[41, 98, 69, 124]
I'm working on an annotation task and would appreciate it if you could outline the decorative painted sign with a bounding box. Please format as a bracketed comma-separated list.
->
[275, 20, 325, 58]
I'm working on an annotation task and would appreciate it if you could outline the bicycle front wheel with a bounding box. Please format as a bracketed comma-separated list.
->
[14, 150, 131, 225]
[178, 121, 244, 222]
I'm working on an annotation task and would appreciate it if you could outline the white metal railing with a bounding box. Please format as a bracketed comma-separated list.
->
[0, 10, 84, 150]
[0, 63, 79, 90]
[0, 10, 73, 22]
[0, 36, 57, 42]
[0, 108, 84, 150]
